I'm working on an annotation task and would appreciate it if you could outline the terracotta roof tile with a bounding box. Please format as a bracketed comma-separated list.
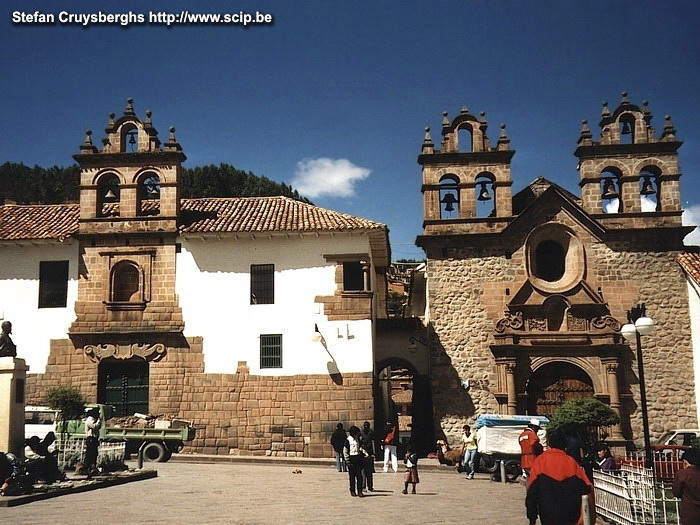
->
[0, 197, 386, 241]
[678, 252, 700, 283]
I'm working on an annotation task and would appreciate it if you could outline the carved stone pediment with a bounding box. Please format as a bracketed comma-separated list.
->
[83, 342, 167, 362]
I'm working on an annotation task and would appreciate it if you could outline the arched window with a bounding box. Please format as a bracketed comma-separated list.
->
[112, 261, 141, 302]
[439, 175, 459, 219]
[457, 127, 473, 152]
[137, 172, 160, 216]
[639, 166, 660, 212]
[475, 173, 495, 218]
[619, 114, 635, 144]
[120, 123, 138, 153]
[97, 173, 120, 217]
[600, 169, 622, 214]
[534, 241, 565, 282]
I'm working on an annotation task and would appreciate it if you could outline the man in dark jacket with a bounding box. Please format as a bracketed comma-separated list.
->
[673, 448, 700, 524]
[360, 421, 376, 491]
[526, 430, 592, 525]
[330, 423, 347, 472]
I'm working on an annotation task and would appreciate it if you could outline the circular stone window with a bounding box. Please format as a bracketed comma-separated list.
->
[526, 224, 585, 293]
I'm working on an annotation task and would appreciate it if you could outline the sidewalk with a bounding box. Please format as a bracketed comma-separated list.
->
[6, 457, 530, 525]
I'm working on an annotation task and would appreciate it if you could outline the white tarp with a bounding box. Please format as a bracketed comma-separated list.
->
[477, 425, 548, 455]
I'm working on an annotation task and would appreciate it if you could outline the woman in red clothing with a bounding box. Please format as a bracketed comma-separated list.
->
[673, 448, 700, 525]
[519, 419, 543, 479]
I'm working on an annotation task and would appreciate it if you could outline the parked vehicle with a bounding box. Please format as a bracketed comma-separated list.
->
[49, 404, 196, 462]
[24, 406, 58, 441]
[475, 414, 549, 481]
[655, 429, 700, 447]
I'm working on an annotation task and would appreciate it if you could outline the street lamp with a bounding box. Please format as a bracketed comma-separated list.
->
[620, 303, 655, 469]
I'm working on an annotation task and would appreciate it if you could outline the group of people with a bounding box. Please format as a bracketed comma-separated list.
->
[330, 419, 419, 497]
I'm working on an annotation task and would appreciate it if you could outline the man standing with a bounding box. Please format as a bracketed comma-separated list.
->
[519, 418, 543, 479]
[526, 430, 592, 525]
[381, 419, 398, 473]
[360, 421, 376, 491]
[330, 423, 347, 472]
[673, 448, 700, 524]
[84, 407, 101, 478]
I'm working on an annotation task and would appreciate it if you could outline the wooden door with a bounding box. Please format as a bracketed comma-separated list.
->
[527, 362, 594, 416]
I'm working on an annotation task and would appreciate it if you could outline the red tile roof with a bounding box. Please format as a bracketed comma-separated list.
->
[678, 252, 700, 283]
[0, 197, 386, 241]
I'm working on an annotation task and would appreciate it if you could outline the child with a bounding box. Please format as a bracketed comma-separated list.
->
[402, 446, 419, 494]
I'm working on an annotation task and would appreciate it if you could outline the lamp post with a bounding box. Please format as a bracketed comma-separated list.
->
[620, 303, 655, 469]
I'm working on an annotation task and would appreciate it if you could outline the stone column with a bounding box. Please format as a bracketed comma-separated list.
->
[604, 360, 624, 439]
[505, 362, 517, 415]
[0, 357, 29, 455]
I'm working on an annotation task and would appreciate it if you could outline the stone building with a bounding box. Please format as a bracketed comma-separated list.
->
[0, 99, 390, 457]
[415, 93, 697, 447]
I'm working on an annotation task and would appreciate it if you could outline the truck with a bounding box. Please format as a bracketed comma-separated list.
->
[52, 404, 196, 462]
[475, 414, 549, 481]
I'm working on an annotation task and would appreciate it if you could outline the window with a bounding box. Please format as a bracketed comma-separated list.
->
[38, 260, 69, 308]
[343, 261, 364, 291]
[260, 334, 282, 368]
[439, 175, 459, 219]
[112, 261, 140, 302]
[535, 241, 565, 282]
[251, 264, 274, 304]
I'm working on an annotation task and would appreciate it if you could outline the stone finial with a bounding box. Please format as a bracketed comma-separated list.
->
[124, 97, 135, 116]
[442, 111, 450, 127]
[621, 91, 630, 104]
[460, 105, 469, 115]
[145, 110, 153, 126]
[497, 123, 510, 150]
[80, 130, 98, 154]
[601, 101, 610, 117]
[578, 119, 593, 145]
[108, 112, 116, 127]
[422, 127, 434, 153]
[479, 111, 488, 126]
[164, 126, 182, 151]
[642, 100, 651, 116]
[101, 137, 111, 153]
[660, 114, 677, 141]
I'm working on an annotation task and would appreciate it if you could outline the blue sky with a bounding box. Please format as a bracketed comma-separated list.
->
[2, 0, 700, 259]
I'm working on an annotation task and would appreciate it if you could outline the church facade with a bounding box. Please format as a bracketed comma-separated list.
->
[0, 100, 390, 457]
[416, 93, 697, 446]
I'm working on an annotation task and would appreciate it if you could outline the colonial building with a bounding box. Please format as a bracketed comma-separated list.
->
[415, 93, 697, 447]
[0, 99, 390, 457]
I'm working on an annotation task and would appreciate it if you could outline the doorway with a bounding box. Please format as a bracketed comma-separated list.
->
[526, 362, 594, 416]
[98, 358, 149, 416]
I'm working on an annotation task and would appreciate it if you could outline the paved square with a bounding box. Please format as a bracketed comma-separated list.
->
[5, 461, 528, 524]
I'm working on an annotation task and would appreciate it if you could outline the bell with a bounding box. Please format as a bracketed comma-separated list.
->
[127, 131, 137, 152]
[640, 176, 656, 196]
[477, 182, 492, 201]
[440, 192, 458, 212]
[104, 189, 117, 201]
[601, 178, 619, 200]
[621, 121, 632, 135]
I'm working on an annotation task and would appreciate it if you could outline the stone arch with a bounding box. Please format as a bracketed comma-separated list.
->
[529, 356, 606, 393]
[95, 171, 122, 217]
[475, 171, 495, 217]
[525, 359, 598, 417]
[119, 121, 139, 153]
[110, 260, 142, 302]
[600, 166, 624, 214]
[135, 169, 161, 216]
[438, 174, 460, 219]
[638, 164, 661, 212]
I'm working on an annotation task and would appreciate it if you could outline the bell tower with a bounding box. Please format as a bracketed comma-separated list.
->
[575, 92, 685, 240]
[418, 106, 515, 237]
[69, 99, 186, 363]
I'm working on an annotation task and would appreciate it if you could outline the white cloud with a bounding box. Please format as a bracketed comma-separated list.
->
[683, 205, 700, 246]
[292, 158, 370, 198]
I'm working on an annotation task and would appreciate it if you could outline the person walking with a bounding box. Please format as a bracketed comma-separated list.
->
[343, 425, 367, 497]
[461, 425, 478, 479]
[402, 446, 419, 494]
[526, 430, 592, 525]
[330, 423, 347, 472]
[519, 418, 543, 480]
[360, 421, 376, 491]
[673, 448, 700, 525]
[381, 419, 399, 473]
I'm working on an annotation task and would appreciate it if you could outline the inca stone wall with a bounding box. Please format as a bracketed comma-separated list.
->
[26, 338, 373, 457]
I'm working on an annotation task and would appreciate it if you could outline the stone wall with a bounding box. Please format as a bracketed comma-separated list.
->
[25, 337, 374, 457]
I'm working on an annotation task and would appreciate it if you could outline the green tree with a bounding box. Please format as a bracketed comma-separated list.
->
[44, 385, 87, 439]
[548, 397, 620, 449]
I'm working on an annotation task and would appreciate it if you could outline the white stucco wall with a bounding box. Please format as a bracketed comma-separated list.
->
[0, 242, 79, 373]
[687, 279, 700, 425]
[177, 233, 376, 376]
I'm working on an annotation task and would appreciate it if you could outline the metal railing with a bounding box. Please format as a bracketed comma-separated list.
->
[55, 439, 126, 471]
[593, 464, 681, 525]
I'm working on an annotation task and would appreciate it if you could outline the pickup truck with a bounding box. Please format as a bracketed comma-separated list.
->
[54, 404, 196, 462]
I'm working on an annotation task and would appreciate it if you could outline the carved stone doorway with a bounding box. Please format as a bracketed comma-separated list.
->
[98, 358, 149, 416]
[527, 362, 594, 417]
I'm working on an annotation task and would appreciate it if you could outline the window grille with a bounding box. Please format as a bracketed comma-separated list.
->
[38, 260, 69, 308]
[251, 264, 275, 304]
[260, 334, 282, 368]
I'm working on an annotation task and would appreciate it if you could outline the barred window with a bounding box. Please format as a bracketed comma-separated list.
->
[343, 261, 364, 291]
[260, 334, 282, 368]
[38, 261, 69, 308]
[251, 264, 275, 304]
